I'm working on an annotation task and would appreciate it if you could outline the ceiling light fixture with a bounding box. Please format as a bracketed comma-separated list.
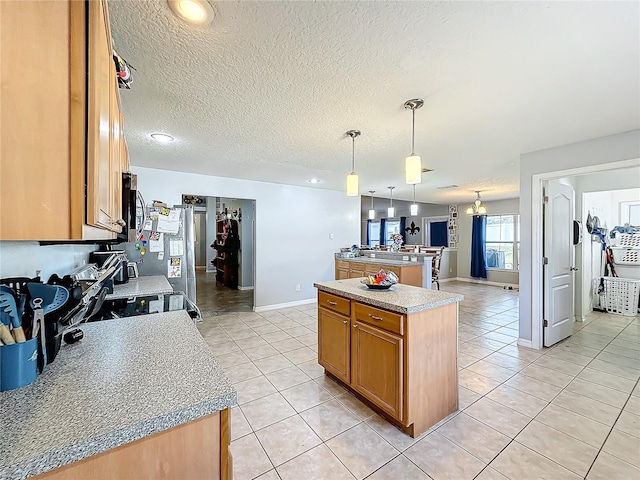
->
[404, 98, 424, 185]
[387, 186, 395, 217]
[466, 191, 487, 215]
[368, 190, 376, 220]
[150, 133, 174, 143]
[307, 178, 319, 184]
[168, 0, 214, 25]
[410, 184, 418, 216]
[346, 130, 361, 197]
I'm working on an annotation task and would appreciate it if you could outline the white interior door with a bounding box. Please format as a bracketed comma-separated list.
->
[543, 180, 575, 347]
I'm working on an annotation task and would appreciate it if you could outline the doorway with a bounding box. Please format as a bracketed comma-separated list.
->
[193, 210, 207, 268]
[530, 159, 640, 349]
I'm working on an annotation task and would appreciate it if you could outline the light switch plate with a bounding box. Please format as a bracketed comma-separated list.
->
[402, 256, 409, 261]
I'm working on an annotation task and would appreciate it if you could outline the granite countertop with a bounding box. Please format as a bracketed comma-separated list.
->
[105, 275, 174, 300]
[335, 257, 426, 267]
[314, 278, 463, 314]
[0, 311, 236, 480]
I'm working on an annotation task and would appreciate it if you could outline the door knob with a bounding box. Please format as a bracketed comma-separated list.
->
[570, 267, 578, 271]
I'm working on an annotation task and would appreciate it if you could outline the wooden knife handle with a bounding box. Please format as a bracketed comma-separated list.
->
[0, 324, 15, 345]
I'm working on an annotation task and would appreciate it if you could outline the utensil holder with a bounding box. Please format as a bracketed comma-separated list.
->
[0, 338, 38, 391]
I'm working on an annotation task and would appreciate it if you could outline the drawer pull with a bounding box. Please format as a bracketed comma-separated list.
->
[368, 314, 384, 321]
[327, 300, 338, 306]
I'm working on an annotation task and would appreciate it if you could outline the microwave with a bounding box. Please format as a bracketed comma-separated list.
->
[118, 172, 138, 243]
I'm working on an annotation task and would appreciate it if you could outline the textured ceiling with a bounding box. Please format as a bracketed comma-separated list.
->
[109, 1, 639, 204]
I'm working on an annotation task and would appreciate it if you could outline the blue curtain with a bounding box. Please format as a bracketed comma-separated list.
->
[471, 215, 488, 278]
[366, 219, 371, 245]
[400, 217, 407, 244]
[380, 218, 387, 245]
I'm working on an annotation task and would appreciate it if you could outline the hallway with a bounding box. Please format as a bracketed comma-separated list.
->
[196, 269, 254, 315]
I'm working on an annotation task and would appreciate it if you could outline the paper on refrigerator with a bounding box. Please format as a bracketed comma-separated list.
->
[157, 208, 180, 234]
[169, 239, 184, 257]
[149, 232, 164, 253]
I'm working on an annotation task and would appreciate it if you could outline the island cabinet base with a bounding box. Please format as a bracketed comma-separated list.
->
[318, 290, 459, 438]
[35, 409, 231, 480]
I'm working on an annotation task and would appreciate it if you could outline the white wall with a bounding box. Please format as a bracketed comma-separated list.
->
[519, 129, 640, 345]
[133, 167, 360, 309]
[0, 242, 98, 280]
[456, 198, 520, 285]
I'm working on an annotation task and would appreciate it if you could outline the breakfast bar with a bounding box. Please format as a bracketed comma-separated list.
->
[314, 278, 463, 437]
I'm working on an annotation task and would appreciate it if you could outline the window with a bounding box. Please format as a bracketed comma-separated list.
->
[485, 215, 520, 270]
[368, 221, 380, 247]
[385, 220, 400, 244]
[620, 201, 640, 226]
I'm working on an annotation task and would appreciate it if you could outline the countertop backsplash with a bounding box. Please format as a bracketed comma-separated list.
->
[0, 241, 99, 280]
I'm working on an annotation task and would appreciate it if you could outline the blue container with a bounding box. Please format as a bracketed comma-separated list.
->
[1, 338, 38, 392]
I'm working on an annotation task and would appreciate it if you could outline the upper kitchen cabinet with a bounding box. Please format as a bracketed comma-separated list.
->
[0, 0, 129, 241]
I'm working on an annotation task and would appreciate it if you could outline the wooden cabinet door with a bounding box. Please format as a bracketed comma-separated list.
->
[318, 309, 350, 384]
[336, 269, 349, 280]
[349, 269, 365, 278]
[86, 0, 114, 230]
[351, 321, 403, 420]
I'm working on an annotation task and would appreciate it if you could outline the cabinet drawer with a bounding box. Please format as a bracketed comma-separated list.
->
[319, 291, 351, 317]
[335, 259, 350, 270]
[354, 302, 404, 336]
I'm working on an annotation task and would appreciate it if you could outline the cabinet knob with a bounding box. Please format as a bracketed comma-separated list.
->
[112, 219, 126, 227]
[342, 320, 348, 324]
[352, 324, 358, 328]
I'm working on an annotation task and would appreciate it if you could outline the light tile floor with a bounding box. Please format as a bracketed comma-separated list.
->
[196, 282, 640, 480]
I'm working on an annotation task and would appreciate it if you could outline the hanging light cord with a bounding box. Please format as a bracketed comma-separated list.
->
[411, 108, 416, 155]
[351, 136, 356, 173]
[413, 184, 416, 202]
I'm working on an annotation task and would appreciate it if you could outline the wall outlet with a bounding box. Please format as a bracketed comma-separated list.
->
[449, 268, 453, 273]
[295, 284, 301, 291]
[402, 256, 409, 261]
[329, 233, 334, 240]
[370, 253, 375, 258]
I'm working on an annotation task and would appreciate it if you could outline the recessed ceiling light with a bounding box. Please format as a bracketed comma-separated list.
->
[168, 0, 214, 24]
[307, 178, 320, 184]
[150, 133, 174, 143]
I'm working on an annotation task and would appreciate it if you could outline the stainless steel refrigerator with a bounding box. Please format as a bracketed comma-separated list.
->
[122, 205, 196, 304]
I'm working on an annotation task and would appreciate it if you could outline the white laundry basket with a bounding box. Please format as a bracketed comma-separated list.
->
[598, 277, 640, 316]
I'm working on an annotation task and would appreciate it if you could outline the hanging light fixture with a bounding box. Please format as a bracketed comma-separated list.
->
[368, 191, 376, 219]
[387, 186, 395, 217]
[404, 98, 424, 185]
[346, 130, 361, 196]
[410, 184, 418, 216]
[466, 191, 487, 215]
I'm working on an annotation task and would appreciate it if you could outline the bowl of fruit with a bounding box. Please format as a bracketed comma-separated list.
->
[361, 269, 399, 290]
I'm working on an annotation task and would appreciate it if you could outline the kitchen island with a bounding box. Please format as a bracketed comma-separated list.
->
[314, 278, 463, 437]
[0, 311, 235, 480]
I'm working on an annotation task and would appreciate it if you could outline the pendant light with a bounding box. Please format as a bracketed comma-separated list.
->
[466, 191, 487, 215]
[410, 184, 418, 216]
[387, 186, 395, 217]
[346, 130, 361, 196]
[404, 98, 424, 185]
[368, 190, 376, 219]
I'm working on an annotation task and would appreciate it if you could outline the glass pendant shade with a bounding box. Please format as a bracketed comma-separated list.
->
[478, 205, 487, 214]
[346, 173, 358, 196]
[405, 155, 422, 185]
[466, 206, 474, 215]
[388, 207, 395, 217]
[410, 203, 418, 216]
[368, 209, 375, 220]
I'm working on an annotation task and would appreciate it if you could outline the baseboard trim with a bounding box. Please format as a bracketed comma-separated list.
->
[453, 277, 520, 289]
[437, 278, 456, 284]
[254, 298, 316, 313]
[238, 286, 254, 291]
[517, 338, 535, 349]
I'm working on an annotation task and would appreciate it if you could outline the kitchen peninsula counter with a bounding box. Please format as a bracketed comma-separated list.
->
[314, 278, 462, 437]
[0, 310, 235, 480]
